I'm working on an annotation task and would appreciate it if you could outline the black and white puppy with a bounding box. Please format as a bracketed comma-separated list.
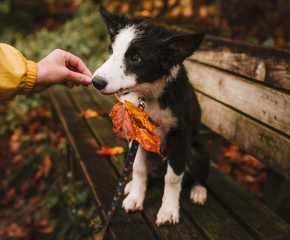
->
[93, 5, 209, 226]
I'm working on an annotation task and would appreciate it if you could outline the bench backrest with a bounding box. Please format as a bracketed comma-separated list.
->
[184, 36, 290, 182]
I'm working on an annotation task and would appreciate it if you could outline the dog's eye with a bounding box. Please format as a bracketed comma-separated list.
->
[130, 55, 140, 63]
[108, 45, 113, 54]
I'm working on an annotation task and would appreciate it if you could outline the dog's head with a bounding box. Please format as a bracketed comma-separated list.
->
[92, 5, 204, 96]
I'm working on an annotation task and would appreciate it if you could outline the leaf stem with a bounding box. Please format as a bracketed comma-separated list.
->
[114, 93, 121, 102]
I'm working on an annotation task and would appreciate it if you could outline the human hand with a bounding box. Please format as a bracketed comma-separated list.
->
[32, 49, 92, 93]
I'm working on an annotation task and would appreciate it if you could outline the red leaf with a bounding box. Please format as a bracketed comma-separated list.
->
[96, 146, 125, 156]
[110, 101, 161, 155]
[78, 109, 105, 119]
[5, 223, 27, 238]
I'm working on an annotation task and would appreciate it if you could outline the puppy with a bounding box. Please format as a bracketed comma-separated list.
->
[92, 5, 209, 226]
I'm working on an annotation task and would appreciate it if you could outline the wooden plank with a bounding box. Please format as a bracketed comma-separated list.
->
[143, 185, 205, 240]
[49, 86, 156, 240]
[207, 162, 290, 240]
[87, 86, 117, 116]
[180, 188, 255, 240]
[195, 91, 290, 181]
[68, 86, 127, 173]
[264, 169, 290, 224]
[184, 60, 290, 136]
[189, 35, 290, 90]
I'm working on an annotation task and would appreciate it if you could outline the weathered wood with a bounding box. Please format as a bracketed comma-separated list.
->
[184, 60, 290, 136]
[194, 91, 290, 181]
[207, 162, 290, 240]
[180, 188, 255, 240]
[264, 169, 290, 224]
[143, 185, 205, 240]
[189, 35, 290, 90]
[87, 87, 117, 116]
[68, 86, 127, 173]
[49, 86, 156, 240]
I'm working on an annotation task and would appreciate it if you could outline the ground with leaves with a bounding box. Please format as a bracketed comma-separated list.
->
[0, 93, 102, 240]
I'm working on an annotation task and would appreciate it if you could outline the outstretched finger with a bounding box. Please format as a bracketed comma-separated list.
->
[65, 69, 92, 85]
[64, 52, 92, 77]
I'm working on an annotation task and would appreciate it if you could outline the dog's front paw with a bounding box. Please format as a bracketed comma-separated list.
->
[190, 184, 207, 205]
[122, 193, 144, 212]
[124, 181, 132, 195]
[156, 204, 179, 226]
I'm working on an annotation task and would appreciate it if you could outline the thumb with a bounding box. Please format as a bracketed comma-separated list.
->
[64, 69, 92, 85]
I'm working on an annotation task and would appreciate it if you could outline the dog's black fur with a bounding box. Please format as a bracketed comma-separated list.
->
[94, 6, 210, 224]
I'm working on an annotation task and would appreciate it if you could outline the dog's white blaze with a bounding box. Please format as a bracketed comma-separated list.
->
[156, 165, 184, 226]
[93, 26, 137, 93]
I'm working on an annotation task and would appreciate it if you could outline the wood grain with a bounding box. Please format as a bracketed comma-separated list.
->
[184, 60, 290, 136]
[207, 162, 290, 240]
[190, 35, 290, 90]
[180, 189, 255, 240]
[195, 91, 290, 181]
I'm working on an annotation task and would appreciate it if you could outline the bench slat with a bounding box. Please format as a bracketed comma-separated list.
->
[185, 60, 290, 136]
[68, 86, 206, 239]
[68, 87, 127, 173]
[207, 162, 290, 240]
[189, 36, 290, 90]
[143, 185, 206, 240]
[49, 87, 156, 240]
[195, 90, 290, 181]
[180, 189, 255, 240]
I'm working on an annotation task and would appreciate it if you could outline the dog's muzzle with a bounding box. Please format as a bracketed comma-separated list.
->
[92, 76, 108, 90]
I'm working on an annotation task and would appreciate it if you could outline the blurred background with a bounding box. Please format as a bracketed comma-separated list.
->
[0, 0, 289, 239]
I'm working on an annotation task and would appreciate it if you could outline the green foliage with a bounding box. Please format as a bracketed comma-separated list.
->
[43, 176, 102, 240]
[11, 0, 110, 72]
[263, 37, 275, 47]
[0, 0, 76, 42]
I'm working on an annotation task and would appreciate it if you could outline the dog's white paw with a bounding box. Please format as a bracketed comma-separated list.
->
[190, 184, 207, 205]
[122, 193, 144, 212]
[156, 204, 179, 226]
[124, 181, 133, 195]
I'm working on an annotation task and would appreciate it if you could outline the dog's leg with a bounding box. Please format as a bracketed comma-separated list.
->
[190, 182, 207, 205]
[187, 141, 209, 205]
[156, 164, 184, 226]
[156, 129, 188, 226]
[122, 145, 147, 212]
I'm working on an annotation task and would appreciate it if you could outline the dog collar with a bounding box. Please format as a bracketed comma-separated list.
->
[138, 97, 146, 110]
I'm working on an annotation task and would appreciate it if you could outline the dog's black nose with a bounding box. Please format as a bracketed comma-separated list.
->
[92, 76, 108, 90]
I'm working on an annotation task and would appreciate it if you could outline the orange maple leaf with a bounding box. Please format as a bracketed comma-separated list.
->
[78, 109, 105, 119]
[96, 146, 125, 156]
[109, 100, 161, 155]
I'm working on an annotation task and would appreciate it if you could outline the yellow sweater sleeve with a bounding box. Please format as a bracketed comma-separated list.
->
[0, 43, 37, 101]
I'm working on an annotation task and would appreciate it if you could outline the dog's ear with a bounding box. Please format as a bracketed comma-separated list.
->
[98, 5, 126, 40]
[160, 32, 205, 69]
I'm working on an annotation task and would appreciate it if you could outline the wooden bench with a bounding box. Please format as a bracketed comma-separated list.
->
[49, 35, 290, 240]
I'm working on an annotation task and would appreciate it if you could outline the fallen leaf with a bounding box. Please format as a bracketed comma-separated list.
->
[78, 109, 104, 119]
[96, 146, 124, 156]
[34, 154, 52, 181]
[94, 231, 104, 240]
[38, 224, 55, 234]
[110, 101, 161, 155]
[6, 223, 27, 238]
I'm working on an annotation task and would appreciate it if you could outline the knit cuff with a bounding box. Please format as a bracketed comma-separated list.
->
[19, 60, 37, 95]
